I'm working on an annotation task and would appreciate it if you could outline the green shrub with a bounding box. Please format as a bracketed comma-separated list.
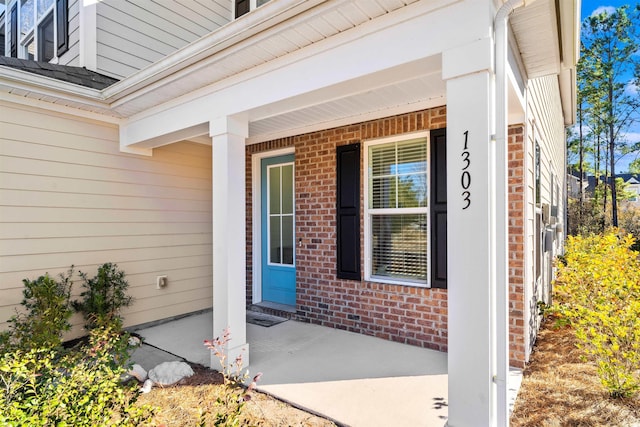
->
[0, 325, 154, 426]
[73, 263, 133, 330]
[553, 229, 640, 398]
[0, 269, 74, 352]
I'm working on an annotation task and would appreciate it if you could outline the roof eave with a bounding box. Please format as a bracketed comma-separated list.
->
[559, 0, 580, 126]
[0, 65, 106, 101]
[101, 0, 326, 103]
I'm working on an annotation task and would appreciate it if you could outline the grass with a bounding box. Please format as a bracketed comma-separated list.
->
[511, 316, 640, 426]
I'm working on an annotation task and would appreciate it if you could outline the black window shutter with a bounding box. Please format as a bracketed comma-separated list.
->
[235, 0, 250, 18]
[10, 4, 17, 57]
[56, 0, 69, 56]
[430, 129, 447, 289]
[336, 143, 361, 280]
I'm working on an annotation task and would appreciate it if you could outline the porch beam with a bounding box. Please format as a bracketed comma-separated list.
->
[210, 115, 250, 368]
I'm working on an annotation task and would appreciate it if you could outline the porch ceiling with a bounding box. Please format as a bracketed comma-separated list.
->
[244, 55, 446, 144]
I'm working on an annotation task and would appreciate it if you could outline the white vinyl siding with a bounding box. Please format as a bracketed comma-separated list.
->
[95, 0, 232, 79]
[523, 74, 566, 356]
[0, 101, 213, 338]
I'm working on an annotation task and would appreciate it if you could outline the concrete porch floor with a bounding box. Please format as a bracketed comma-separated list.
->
[133, 310, 523, 427]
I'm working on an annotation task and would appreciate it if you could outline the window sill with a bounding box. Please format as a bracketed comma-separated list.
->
[366, 275, 429, 289]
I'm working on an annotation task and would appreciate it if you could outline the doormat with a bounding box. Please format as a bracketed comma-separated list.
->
[246, 311, 288, 327]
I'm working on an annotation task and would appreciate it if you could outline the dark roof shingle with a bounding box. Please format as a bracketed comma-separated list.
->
[0, 56, 119, 90]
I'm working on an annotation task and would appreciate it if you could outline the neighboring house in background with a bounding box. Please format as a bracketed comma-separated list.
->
[567, 169, 587, 199]
[1, 0, 579, 425]
[619, 173, 640, 205]
[584, 173, 640, 205]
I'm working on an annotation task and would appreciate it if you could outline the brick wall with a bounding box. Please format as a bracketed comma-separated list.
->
[508, 125, 526, 368]
[246, 108, 528, 364]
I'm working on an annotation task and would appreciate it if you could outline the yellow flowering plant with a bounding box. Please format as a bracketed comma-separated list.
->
[553, 229, 640, 398]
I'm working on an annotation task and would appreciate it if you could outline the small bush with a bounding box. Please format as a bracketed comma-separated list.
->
[0, 325, 154, 426]
[0, 269, 74, 352]
[73, 263, 133, 330]
[203, 328, 261, 426]
[553, 229, 640, 398]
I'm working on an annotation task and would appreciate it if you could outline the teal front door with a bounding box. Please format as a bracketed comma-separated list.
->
[261, 154, 296, 306]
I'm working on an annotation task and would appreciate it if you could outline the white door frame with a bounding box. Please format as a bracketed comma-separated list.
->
[251, 146, 295, 304]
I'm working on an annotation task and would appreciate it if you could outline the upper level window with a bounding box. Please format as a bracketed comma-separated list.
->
[5, 0, 65, 62]
[0, 20, 5, 57]
[235, 0, 270, 18]
[365, 136, 429, 286]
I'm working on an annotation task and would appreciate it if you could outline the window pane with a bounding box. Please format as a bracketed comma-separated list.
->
[269, 166, 280, 215]
[371, 214, 427, 282]
[20, 0, 34, 37]
[370, 139, 427, 209]
[38, 13, 54, 61]
[269, 216, 281, 264]
[24, 37, 34, 60]
[282, 215, 294, 265]
[257, 0, 270, 6]
[397, 141, 427, 172]
[371, 176, 396, 209]
[397, 140, 427, 208]
[370, 144, 396, 177]
[37, 0, 53, 18]
[282, 164, 293, 215]
[397, 174, 427, 208]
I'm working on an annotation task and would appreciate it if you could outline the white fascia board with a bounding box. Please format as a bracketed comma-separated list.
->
[559, 0, 581, 68]
[558, 67, 576, 126]
[120, 0, 484, 149]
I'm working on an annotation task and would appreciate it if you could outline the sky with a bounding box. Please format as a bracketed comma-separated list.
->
[580, 0, 639, 173]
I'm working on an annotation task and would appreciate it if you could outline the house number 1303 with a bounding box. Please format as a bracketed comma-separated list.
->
[461, 130, 471, 209]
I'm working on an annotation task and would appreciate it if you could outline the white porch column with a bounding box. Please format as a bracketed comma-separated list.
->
[210, 116, 249, 368]
[443, 36, 499, 426]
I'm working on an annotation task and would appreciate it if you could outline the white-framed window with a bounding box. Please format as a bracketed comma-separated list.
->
[267, 161, 295, 266]
[0, 19, 5, 56]
[18, 0, 54, 61]
[364, 133, 430, 287]
[235, 0, 271, 18]
[6, 0, 64, 61]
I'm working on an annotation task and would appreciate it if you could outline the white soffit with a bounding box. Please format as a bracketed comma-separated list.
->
[510, 0, 561, 79]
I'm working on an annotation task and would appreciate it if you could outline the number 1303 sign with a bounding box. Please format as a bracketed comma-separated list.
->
[461, 131, 471, 209]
